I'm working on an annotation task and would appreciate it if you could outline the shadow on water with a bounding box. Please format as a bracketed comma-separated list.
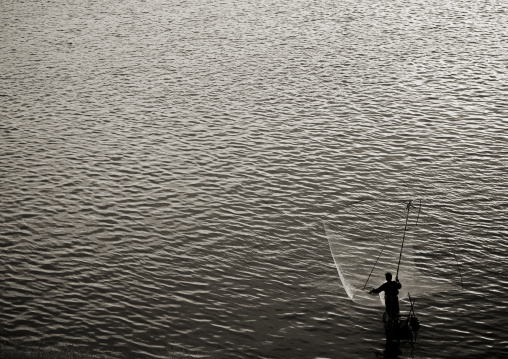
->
[373, 339, 402, 359]
[368, 324, 419, 359]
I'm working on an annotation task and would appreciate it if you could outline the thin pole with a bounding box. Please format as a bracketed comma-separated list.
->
[408, 292, 416, 316]
[396, 201, 412, 278]
[363, 237, 389, 290]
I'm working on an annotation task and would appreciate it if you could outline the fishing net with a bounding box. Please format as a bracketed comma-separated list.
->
[324, 199, 462, 307]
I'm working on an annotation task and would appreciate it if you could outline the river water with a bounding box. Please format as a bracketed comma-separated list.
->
[1, 0, 507, 358]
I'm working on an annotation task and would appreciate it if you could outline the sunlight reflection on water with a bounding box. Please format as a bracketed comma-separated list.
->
[1, 0, 507, 358]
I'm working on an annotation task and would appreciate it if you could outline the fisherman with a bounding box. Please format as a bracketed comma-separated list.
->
[369, 272, 402, 318]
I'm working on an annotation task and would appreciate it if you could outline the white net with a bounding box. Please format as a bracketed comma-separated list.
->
[324, 199, 461, 307]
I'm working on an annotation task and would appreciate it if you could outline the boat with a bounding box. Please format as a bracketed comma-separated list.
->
[382, 292, 420, 342]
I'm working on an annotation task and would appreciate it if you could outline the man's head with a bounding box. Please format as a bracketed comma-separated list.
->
[385, 272, 392, 281]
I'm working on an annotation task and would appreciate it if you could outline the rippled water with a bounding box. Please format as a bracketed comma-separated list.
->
[1, 0, 507, 358]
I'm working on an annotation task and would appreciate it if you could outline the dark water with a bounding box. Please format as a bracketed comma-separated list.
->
[1, 0, 507, 358]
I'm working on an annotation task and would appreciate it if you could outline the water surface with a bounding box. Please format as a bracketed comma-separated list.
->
[1, 0, 507, 358]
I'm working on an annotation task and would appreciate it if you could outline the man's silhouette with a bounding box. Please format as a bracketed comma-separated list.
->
[369, 272, 401, 318]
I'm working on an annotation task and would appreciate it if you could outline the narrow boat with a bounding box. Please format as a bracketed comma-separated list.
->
[382, 292, 420, 342]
